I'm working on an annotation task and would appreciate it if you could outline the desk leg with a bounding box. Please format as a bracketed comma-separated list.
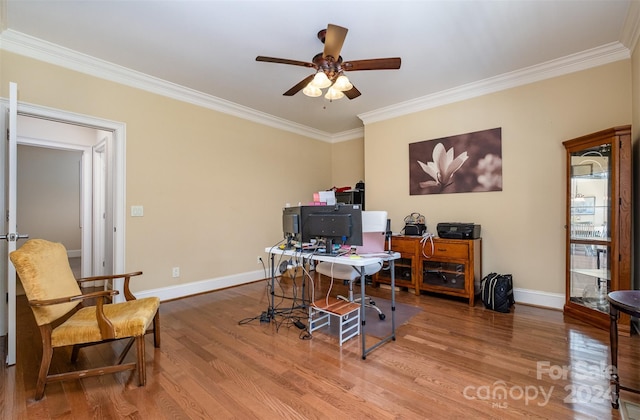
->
[268, 253, 276, 321]
[390, 259, 396, 341]
[360, 267, 367, 359]
[610, 305, 620, 409]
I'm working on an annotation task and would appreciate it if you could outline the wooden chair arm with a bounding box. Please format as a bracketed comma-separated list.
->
[76, 271, 142, 302]
[76, 271, 143, 283]
[29, 290, 118, 307]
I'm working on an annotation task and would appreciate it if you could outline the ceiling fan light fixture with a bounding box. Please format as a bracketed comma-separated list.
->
[257, 24, 399, 100]
[324, 87, 344, 100]
[333, 75, 353, 92]
[310, 71, 332, 88]
[302, 83, 322, 97]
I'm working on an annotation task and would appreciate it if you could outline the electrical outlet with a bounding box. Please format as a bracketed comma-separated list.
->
[172, 267, 180, 278]
[257, 256, 262, 264]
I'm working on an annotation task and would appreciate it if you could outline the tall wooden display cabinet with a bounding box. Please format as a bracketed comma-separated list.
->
[563, 126, 632, 333]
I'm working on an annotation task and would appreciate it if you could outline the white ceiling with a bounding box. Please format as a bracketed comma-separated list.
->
[2, 0, 639, 141]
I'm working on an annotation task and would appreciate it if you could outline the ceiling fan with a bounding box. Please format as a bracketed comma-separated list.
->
[256, 24, 401, 100]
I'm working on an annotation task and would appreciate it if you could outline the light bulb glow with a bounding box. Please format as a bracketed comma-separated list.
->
[310, 71, 332, 88]
[302, 83, 322, 97]
[333, 75, 353, 92]
[324, 87, 345, 100]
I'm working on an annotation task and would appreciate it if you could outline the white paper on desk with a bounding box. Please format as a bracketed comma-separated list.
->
[358, 253, 393, 258]
[319, 191, 336, 205]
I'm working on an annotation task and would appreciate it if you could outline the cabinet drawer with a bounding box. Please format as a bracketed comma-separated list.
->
[429, 241, 469, 259]
[391, 237, 417, 254]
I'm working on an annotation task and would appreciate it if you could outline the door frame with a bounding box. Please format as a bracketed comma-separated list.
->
[93, 139, 108, 277]
[0, 98, 127, 365]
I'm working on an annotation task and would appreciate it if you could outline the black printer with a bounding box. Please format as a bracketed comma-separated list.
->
[437, 223, 481, 239]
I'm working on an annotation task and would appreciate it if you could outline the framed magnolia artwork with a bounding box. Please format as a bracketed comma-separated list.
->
[409, 127, 503, 195]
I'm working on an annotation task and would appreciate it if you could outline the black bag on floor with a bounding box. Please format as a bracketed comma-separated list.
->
[481, 273, 515, 313]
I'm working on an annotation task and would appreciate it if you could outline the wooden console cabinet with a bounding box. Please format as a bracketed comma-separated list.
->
[374, 235, 420, 292]
[373, 235, 482, 306]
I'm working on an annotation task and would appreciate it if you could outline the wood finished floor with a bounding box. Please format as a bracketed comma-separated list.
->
[2, 273, 639, 419]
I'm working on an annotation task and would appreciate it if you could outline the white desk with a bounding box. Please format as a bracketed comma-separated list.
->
[265, 247, 400, 359]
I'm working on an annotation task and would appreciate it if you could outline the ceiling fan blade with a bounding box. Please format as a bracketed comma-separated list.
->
[343, 58, 402, 71]
[323, 24, 348, 60]
[283, 74, 315, 96]
[344, 85, 361, 100]
[256, 56, 316, 68]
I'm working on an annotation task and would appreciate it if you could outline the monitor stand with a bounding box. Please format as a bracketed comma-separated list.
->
[322, 238, 343, 256]
[325, 238, 335, 254]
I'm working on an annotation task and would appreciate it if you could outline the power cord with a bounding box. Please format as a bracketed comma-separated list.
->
[420, 232, 435, 258]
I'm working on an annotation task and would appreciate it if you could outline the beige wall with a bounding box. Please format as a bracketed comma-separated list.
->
[1, 51, 332, 292]
[364, 61, 632, 299]
[331, 137, 364, 190]
[633, 41, 640, 290]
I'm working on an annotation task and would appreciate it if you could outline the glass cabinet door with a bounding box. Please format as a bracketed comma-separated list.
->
[563, 126, 631, 332]
[568, 144, 611, 314]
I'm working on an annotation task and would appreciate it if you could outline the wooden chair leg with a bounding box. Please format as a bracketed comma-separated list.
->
[70, 344, 81, 363]
[136, 335, 146, 386]
[36, 326, 54, 401]
[610, 305, 620, 409]
[153, 311, 161, 348]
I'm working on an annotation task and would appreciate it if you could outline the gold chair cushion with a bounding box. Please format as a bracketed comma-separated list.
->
[52, 297, 160, 348]
[10, 239, 82, 326]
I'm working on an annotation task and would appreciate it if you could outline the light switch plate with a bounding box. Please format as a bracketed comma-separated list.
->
[131, 205, 144, 217]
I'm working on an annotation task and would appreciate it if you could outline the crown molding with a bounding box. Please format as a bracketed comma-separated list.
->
[0, 29, 351, 142]
[359, 41, 630, 125]
[331, 127, 364, 143]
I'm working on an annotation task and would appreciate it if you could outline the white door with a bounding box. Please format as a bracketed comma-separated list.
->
[2, 82, 28, 366]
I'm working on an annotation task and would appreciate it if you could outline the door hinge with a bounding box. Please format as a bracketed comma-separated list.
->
[6, 129, 9, 141]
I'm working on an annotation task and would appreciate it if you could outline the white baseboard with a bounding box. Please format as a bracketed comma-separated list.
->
[135, 269, 266, 302]
[513, 287, 564, 310]
[135, 273, 565, 311]
[67, 249, 81, 258]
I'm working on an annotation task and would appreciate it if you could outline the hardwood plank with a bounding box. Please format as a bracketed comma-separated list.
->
[3, 275, 633, 418]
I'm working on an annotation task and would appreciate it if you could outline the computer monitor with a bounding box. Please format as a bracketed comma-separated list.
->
[301, 204, 363, 253]
[282, 207, 302, 247]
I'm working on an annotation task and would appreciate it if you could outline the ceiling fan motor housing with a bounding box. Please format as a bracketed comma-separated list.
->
[313, 53, 343, 81]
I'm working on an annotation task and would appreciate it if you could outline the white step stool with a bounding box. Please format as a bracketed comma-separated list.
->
[309, 297, 360, 346]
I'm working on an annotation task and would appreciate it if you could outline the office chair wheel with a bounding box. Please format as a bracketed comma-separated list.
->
[378, 313, 386, 320]
[369, 299, 376, 305]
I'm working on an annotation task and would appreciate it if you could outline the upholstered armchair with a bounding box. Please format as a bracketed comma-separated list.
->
[10, 239, 160, 400]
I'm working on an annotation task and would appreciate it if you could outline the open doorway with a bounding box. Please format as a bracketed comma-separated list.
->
[16, 115, 113, 287]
